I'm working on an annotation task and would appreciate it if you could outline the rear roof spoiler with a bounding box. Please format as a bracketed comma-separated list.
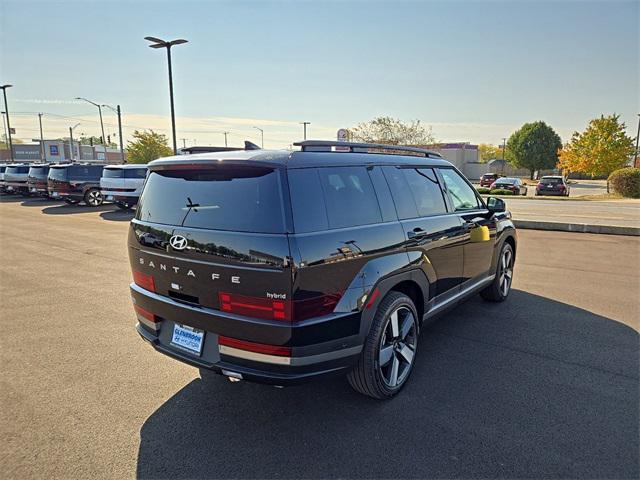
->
[294, 140, 442, 159]
[179, 141, 261, 155]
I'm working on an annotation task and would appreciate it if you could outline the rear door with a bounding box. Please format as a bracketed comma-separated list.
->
[101, 167, 125, 193]
[129, 163, 293, 317]
[383, 166, 466, 299]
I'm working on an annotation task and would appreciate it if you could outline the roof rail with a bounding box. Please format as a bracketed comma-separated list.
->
[294, 140, 443, 158]
[179, 140, 261, 155]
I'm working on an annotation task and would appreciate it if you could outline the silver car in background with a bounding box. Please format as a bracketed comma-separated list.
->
[100, 164, 148, 210]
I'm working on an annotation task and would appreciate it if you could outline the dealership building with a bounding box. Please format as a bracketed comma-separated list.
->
[0, 141, 123, 164]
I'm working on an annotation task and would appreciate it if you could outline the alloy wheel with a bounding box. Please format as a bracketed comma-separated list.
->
[87, 190, 102, 206]
[499, 247, 514, 296]
[378, 306, 417, 388]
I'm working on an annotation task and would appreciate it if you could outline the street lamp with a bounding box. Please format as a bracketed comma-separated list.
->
[102, 104, 125, 163]
[253, 126, 264, 148]
[300, 121, 311, 140]
[144, 36, 189, 155]
[69, 123, 81, 161]
[1, 85, 14, 161]
[76, 97, 106, 146]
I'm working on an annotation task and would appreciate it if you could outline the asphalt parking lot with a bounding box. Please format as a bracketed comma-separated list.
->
[1, 196, 638, 479]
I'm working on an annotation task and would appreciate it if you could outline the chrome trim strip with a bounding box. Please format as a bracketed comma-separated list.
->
[219, 344, 363, 366]
[425, 274, 495, 319]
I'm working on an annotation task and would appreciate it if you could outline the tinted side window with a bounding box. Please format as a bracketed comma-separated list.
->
[103, 168, 123, 179]
[382, 166, 419, 220]
[368, 166, 397, 222]
[288, 169, 329, 233]
[439, 168, 481, 211]
[401, 168, 447, 217]
[318, 167, 382, 229]
[125, 168, 147, 179]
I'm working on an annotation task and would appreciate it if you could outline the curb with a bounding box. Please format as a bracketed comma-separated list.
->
[513, 220, 640, 236]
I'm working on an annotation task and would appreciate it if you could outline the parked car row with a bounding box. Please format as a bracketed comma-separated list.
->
[0, 162, 148, 208]
[479, 172, 571, 197]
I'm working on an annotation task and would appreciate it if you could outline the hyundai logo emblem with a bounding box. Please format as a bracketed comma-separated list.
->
[169, 235, 188, 251]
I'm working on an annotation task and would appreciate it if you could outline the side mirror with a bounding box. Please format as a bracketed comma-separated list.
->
[486, 196, 506, 213]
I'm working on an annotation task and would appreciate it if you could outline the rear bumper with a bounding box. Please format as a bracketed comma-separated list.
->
[131, 283, 363, 385]
[102, 190, 140, 202]
[536, 189, 566, 196]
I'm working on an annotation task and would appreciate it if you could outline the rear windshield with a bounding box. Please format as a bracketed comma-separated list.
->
[541, 177, 562, 184]
[495, 178, 516, 184]
[6, 166, 30, 174]
[29, 166, 49, 178]
[136, 166, 285, 233]
[125, 168, 147, 179]
[103, 168, 123, 178]
[482, 174, 497, 179]
[49, 167, 69, 181]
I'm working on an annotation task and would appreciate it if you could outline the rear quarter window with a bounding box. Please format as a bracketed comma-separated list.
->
[288, 166, 383, 233]
[136, 166, 285, 233]
[124, 168, 147, 179]
[103, 168, 124, 179]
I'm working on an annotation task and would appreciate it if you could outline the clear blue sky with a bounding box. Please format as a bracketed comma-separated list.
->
[1, 0, 638, 148]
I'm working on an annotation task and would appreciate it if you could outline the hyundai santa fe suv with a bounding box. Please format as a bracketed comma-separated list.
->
[48, 164, 105, 206]
[129, 141, 517, 399]
[100, 164, 148, 209]
[28, 164, 51, 197]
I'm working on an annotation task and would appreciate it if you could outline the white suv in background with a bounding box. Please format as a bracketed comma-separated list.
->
[100, 164, 148, 210]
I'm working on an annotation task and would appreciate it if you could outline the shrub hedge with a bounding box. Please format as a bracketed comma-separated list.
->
[608, 167, 640, 198]
[490, 188, 516, 195]
[476, 187, 491, 194]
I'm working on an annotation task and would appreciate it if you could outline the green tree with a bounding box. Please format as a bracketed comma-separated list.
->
[348, 116, 435, 145]
[126, 130, 173, 164]
[558, 114, 634, 190]
[506, 121, 562, 179]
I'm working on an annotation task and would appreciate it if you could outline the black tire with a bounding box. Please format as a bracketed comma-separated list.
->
[347, 291, 419, 400]
[115, 201, 133, 210]
[480, 242, 514, 302]
[84, 188, 103, 207]
[63, 198, 80, 205]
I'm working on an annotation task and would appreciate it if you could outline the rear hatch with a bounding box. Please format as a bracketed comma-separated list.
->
[48, 165, 72, 193]
[101, 167, 125, 192]
[28, 166, 50, 190]
[5, 166, 29, 184]
[129, 162, 293, 320]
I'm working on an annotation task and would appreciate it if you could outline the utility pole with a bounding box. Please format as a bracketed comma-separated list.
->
[635, 114, 640, 168]
[145, 36, 189, 155]
[69, 123, 80, 161]
[38, 113, 45, 161]
[223, 131, 229, 147]
[1, 85, 14, 161]
[181, 138, 187, 148]
[102, 104, 125, 163]
[1, 111, 8, 151]
[501, 137, 507, 160]
[300, 121, 311, 140]
[252, 127, 263, 148]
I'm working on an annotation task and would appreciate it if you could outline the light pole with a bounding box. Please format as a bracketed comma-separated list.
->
[1, 111, 8, 151]
[253, 126, 263, 148]
[102, 104, 125, 163]
[634, 114, 640, 168]
[501, 137, 507, 160]
[300, 121, 311, 140]
[144, 36, 188, 155]
[76, 97, 106, 146]
[1, 85, 14, 161]
[223, 131, 229, 147]
[38, 113, 45, 161]
[69, 123, 80, 161]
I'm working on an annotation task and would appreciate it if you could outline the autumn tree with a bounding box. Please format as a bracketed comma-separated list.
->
[126, 130, 173, 164]
[558, 114, 634, 191]
[507, 121, 562, 179]
[478, 143, 506, 162]
[348, 117, 435, 145]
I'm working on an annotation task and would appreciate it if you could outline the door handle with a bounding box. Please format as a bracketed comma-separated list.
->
[407, 227, 426, 239]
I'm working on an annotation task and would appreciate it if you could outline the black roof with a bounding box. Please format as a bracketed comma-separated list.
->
[149, 140, 453, 170]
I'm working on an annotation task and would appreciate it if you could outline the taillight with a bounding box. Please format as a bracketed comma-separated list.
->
[133, 270, 155, 292]
[218, 292, 342, 322]
[219, 336, 291, 357]
[133, 304, 160, 330]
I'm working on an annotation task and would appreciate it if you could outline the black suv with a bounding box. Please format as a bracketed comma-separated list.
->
[27, 164, 51, 197]
[129, 141, 517, 399]
[48, 164, 105, 206]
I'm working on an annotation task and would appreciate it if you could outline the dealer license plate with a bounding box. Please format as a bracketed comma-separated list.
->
[171, 323, 204, 356]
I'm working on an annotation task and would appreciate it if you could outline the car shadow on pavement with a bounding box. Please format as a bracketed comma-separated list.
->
[136, 290, 639, 480]
[100, 209, 135, 222]
[0, 194, 30, 203]
[20, 198, 63, 207]
[41, 203, 114, 215]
